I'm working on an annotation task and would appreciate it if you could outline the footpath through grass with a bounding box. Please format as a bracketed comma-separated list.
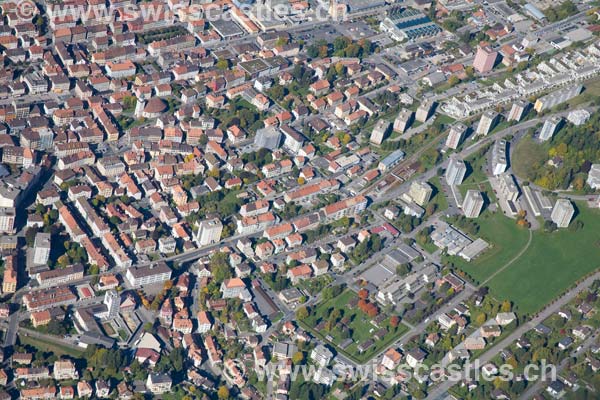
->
[487, 202, 600, 315]
[450, 204, 600, 315]
[445, 211, 530, 284]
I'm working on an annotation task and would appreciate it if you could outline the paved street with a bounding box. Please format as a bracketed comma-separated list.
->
[425, 270, 600, 399]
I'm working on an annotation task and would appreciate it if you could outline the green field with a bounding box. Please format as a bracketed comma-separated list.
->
[19, 335, 84, 358]
[450, 204, 600, 315]
[429, 176, 448, 212]
[511, 134, 547, 182]
[445, 212, 530, 284]
[487, 203, 600, 314]
[301, 290, 409, 363]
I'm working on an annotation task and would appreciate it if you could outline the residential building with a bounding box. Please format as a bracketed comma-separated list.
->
[53, 360, 78, 380]
[476, 110, 498, 136]
[310, 344, 333, 368]
[146, 373, 172, 394]
[393, 109, 414, 133]
[492, 140, 508, 176]
[587, 164, 600, 190]
[195, 218, 223, 247]
[534, 85, 583, 113]
[445, 156, 467, 186]
[0, 207, 16, 234]
[462, 190, 484, 218]
[551, 199, 575, 228]
[497, 173, 520, 202]
[35, 264, 84, 287]
[473, 43, 498, 73]
[415, 99, 435, 122]
[220, 278, 246, 298]
[508, 100, 529, 122]
[370, 120, 391, 145]
[33, 232, 51, 265]
[539, 117, 562, 141]
[407, 181, 433, 206]
[446, 123, 467, 149]
[125, 263, 172, 287]
[567, 109, 591, 126]
[2, 256, 17, 294]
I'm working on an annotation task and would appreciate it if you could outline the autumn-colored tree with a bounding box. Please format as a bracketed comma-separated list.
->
[501, 300, 512, 313]
[357, 299, 368, 310]
[390, 315, 400, 328]
[292, 351, 304, 364]
[217, 385, 230, 400]
[358, 288, 369, 300]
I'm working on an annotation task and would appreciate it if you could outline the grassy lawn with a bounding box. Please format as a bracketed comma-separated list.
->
[487, 202, 600, 315]
[511, 134, 547, 182]
[19, 335, 84, 358]
[463, 151, 489, 186]
[429, 176, 448, 212]
[445, 211, 530, 284]
[301, 290, 409, 363]
[458, 181, 497, 204]
[449, 202, 600, 315]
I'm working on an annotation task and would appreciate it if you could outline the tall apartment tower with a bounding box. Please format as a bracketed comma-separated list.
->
[508, 100, 529, 122]
[415, 99, 436, 123]
[408, 181, 433, 206]
[445, 156, 467, 186]
[393, 109, 414, 134]
[476, 111, 499, 136]
[473, 43, 498, 73]
[196, 218, 223, 247]
[370, 120, 391, 145]
[445, 123, 467, 149]
[539, 117, 563, 141]
[551, 199, 575, 228]
[462, 190, 484, 218]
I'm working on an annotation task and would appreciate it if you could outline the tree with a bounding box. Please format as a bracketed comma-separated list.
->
[358, 288, 369, 300]
[217, 385, 230, 400]
[390, 315, 400, 328]
[448, 75, 460, 87]
[501, 300, 512, 313]
[296, 306, 309, 320]
[475, 312, 487, 326]
[216, 59, 230, 70]
[292, 351, 304, 364]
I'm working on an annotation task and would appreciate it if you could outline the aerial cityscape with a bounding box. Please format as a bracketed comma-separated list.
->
[0, 0, 600, 398]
